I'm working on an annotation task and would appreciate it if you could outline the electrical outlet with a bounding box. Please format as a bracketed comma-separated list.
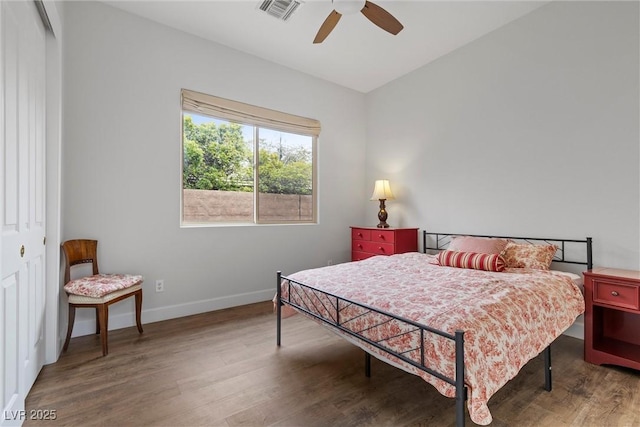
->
[155, 280, 164, 292]
[327, 259, 333, 266]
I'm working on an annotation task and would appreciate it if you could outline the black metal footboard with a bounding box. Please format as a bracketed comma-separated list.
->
[276, 271, 468, 427]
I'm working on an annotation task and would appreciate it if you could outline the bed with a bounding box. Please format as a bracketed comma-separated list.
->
[275, 231, 593, 426]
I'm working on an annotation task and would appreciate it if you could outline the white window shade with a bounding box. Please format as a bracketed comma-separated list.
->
[181, 89, 321, 137]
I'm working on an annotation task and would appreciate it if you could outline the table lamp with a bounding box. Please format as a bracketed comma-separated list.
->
[370, 179, 395, 228]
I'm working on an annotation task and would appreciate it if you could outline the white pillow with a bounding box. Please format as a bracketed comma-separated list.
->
[550, 271, 584, 292]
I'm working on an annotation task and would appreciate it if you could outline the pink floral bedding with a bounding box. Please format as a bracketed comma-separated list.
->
[279, 252, 585, 425]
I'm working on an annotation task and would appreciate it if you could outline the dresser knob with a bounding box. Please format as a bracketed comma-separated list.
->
[357, 233, 362, 237]
[358, 244, 362, 249]
[378, 247, 384, 252]
[611, 291, 619, 296]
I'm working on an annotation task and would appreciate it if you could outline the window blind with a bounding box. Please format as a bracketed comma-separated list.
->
[181, 89, 321, 137]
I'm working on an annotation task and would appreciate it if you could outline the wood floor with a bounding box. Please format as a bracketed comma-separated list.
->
[25, 302, 640, 427]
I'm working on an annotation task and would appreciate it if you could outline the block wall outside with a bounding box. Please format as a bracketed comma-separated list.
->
[182, 189, 312, 222]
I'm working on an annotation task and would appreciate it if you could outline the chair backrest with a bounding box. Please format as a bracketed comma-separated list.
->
[61, 239, 100, 285]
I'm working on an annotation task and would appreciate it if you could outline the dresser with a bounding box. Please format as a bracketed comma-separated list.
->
[350, 226, 418, 261]
[583, 267, 640, 370]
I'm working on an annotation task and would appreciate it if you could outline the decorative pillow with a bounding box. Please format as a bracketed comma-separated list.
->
[447, 236, 509, 254]
[64, 274, 143, 298]
[502, 242, 557, 270]
[437, 250, 506, 272]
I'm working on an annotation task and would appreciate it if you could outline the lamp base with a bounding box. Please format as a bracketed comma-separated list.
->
[377, 199, 389, 228]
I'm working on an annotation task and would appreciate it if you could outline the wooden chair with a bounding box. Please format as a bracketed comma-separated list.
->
[61, 239, 143, 356]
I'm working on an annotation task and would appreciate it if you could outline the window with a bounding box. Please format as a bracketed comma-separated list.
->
[181, 89, 320, 225]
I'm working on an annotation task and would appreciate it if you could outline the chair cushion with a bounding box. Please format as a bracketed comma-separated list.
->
[67, 283, 143, 304]
[64, 274, 143, 298]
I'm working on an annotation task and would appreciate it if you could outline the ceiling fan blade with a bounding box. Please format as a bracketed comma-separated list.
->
[361, 0, 403, 35]
[313, 10, 342, 44]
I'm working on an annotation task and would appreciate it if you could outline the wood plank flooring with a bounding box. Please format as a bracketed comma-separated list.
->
[25, 302, 640, 426]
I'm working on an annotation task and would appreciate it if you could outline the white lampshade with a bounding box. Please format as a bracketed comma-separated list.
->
[333, 0, 366, 15]
[370, 179, 395, 201]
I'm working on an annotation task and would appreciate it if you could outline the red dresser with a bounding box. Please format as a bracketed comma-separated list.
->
[350, 226, 418, 262]
[584, 267, 640, 370]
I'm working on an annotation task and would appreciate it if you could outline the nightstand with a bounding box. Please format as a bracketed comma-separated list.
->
[350, 226, 418, 261]
[584, 267, 640, 370]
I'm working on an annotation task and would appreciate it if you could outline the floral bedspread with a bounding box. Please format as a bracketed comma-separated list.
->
[280, 252, 585, 425]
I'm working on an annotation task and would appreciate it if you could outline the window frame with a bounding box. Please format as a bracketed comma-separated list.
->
[180, 89, 319, 226]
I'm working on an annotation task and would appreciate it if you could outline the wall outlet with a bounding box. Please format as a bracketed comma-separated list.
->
[155, 280, 164, 292]
[327, 259, 333, 266]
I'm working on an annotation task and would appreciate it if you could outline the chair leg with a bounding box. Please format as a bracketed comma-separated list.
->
[95, 307, 100, 334]
[63, 304, 76, 352]
[135, 290, 144, 334]
[98, 304, 108, 356]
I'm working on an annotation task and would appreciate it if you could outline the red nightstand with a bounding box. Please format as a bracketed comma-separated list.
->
[584, 267, 640, 370]
[350, 226, 418, 262]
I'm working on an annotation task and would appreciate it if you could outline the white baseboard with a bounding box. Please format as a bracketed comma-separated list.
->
[70, 288, 274, 338]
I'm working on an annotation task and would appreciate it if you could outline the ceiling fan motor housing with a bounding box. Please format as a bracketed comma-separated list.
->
[333, 0, 366, 15]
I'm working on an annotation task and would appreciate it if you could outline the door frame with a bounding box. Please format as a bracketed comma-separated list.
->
[40, 0, 63, 365]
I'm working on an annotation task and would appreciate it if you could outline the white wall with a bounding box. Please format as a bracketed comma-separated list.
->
[61, 1, 367, 335]
[365, 1, 639, 270]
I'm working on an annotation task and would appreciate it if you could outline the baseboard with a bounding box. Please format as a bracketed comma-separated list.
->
[70, 288, 274, 338]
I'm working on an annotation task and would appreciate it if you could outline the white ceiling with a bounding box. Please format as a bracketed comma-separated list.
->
[104, 0, 549, 93]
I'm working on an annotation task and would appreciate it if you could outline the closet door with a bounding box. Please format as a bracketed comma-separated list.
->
[1, 0, 47, 424]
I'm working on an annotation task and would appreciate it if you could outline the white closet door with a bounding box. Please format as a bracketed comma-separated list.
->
[1, 0, 47, 424]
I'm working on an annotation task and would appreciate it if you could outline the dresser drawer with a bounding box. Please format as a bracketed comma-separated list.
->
[352, 240, 395, 256]
[593, 280, 640, 311]
[371, 230, 396, 244]
[352, 251, 375, 262]
[352, 228, 371, 241]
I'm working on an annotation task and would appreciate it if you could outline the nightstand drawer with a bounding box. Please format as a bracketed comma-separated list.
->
[371, 230, 396, 244]
[352, 228, 371, 241]
[593, 280, 640, 311]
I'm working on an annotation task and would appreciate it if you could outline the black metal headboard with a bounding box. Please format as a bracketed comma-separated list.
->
[423, 231, 593, 270]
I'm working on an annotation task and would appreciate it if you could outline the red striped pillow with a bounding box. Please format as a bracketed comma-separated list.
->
[437, 250, 506, 272]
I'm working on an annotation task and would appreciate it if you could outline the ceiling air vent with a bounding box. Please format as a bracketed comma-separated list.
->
[258, 0, 303, 22]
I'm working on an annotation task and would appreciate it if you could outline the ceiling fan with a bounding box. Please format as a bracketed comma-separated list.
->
[313, 0, 404, 44]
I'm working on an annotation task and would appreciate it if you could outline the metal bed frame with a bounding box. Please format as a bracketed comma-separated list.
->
[276, 231, 593, 427]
